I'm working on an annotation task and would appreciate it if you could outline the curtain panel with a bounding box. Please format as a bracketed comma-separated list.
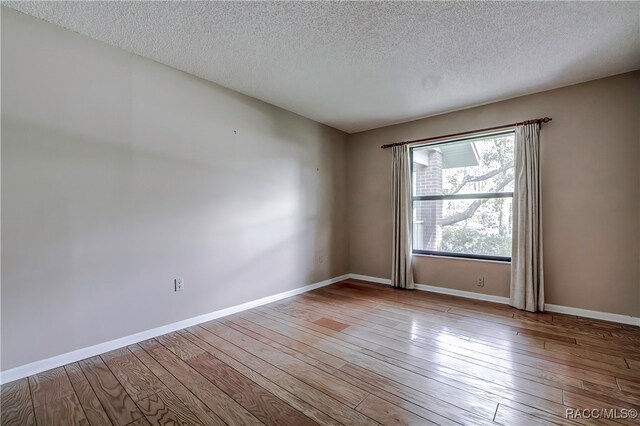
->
[391, 145, 414, 289]
[510, 123, 544, 312]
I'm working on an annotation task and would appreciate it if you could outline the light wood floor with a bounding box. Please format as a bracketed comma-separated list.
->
[2, 279, 640, 426]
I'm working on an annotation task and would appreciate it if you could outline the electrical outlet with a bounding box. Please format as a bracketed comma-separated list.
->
[476, 276, 485, 287]
[175, 278, 184, 292]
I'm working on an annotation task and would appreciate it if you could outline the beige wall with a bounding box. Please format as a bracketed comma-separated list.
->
[1, 8, 348, 370]
[2, 7, 639, 374]
[347, 72, 640, 317]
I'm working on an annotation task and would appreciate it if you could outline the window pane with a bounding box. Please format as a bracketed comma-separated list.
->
[412, 133, 514, 196]
[412, 197, 512, 258]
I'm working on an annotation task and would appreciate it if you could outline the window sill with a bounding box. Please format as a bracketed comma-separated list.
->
[412, 253, 511, 265]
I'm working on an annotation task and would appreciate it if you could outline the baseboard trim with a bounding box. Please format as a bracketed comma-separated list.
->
[348, 274, 391, 285]
[347, 273, 510, 304]
[4, 272, 638, 383]
[544, 304, 640, 327]
[414, 283, 510, 305]
[0, 274, 350, 384]
[346, 273, 640, 327]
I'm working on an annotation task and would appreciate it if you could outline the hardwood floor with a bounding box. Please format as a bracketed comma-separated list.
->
[2, 279, 640, 425]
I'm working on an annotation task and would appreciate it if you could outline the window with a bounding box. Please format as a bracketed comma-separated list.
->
[410, 131, 515, 261]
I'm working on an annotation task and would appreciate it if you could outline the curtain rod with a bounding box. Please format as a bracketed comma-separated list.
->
[380, 117, 552, 149]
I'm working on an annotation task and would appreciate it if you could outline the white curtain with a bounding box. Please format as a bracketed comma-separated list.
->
[391, 145, 414, 289]
[510, 123, 544, 312]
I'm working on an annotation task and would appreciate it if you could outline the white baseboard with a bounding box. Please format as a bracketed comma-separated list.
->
[3, 272, 638, 383]
[345, 273, 640, 327]
[348, 273, 509, 304]
[0, 274, 350, 384]
[348, 274, 391, 285]
[414, 283, 510, 305]
[544, 304, 640, 327]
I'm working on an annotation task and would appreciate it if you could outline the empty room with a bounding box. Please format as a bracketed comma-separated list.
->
[1, 1, 639, 425]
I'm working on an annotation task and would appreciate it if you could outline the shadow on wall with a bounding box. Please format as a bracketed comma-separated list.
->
[260, 105, 349, 284]
[134, 66, 350, 285]
[0, 111, 346, 369]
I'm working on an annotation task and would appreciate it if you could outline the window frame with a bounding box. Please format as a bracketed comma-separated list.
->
[409, 130, 515, 263]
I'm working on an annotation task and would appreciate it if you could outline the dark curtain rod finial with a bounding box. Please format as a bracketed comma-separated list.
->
[521, 116, 552, 126]
[381, 116, 552, 149]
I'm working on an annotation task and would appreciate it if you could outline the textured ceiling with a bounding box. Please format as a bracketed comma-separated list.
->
[3, 1, 640, 133]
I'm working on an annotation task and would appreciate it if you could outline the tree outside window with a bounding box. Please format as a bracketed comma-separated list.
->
[411, 132, 514, 261]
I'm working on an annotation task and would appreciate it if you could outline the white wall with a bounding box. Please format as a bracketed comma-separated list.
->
[1, 8, 348, 371]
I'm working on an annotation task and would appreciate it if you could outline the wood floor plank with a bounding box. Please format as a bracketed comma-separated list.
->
[313, 317, 351, 332]
[33, 392, 89, 426]
[494, 404, 557, 426]
[302, 292, 402, 327]
[325, 284, 589, 346]
[286, 294, 574, 399]
[64, 363, 87, 384]
[568, 386, 640, 418]
[79, 355, 144, 426]
[187, 351, 319, 426]
[304, 289, 622, 388]
[546, 340, 640, 366]
[310, 358, 486, 426]
[626, 358, 640, 370]
[571, 341, 640, 361]
[179, 329, 352, 426]
[355, 394, 437, 425]
[101, 347, 166, 401]
[1, 378, 36, 426]
[69, 379, 112, 426]
[302, 292, 594, 391]
[127, 343, 227, 426]
[184, 326, 379, 426]
[62, 364, 113, 426]
[199, 319, 369, 408]
[155, 334, 205, 360]
[350, 283, 624, 348]
[314, 286, 570, 350]
[135, 389, 204, 426]
[334, 282, 599, 342]
[581, 381, 640, 406]
[140, 340, 264, 426]
[224, 314, 347, 369]
[252, 304, 592, 424]
[617, 378, 640, 396]
[28, 367, 75, 407]
[304, 290, 548, 353]
[11, 279, 640, 426]
[306, 289, 534, 348]
[248, 307, 501, 421]
[562, 390, 637, 426]
[125, 418, 151, 426]
[318, 316, 563, 403]
[230, 312, 499, 425]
